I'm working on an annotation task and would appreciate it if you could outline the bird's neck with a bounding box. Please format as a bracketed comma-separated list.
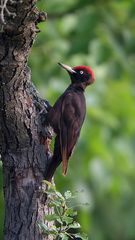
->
[70, 83, 86, 92]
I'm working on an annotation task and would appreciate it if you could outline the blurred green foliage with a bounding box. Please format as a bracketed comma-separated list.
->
[0, 0, 135, 239]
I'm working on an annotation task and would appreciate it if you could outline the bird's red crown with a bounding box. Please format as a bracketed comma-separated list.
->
[73, 66, 95, 80]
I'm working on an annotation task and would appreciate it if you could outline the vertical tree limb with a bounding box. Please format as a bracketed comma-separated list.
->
[0, 1, 52, 239]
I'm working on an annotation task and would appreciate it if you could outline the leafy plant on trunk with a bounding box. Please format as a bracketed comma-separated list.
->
[39, 181, 88, 240]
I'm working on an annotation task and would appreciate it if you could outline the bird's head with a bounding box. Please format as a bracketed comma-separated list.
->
[58, 62, 95, 87]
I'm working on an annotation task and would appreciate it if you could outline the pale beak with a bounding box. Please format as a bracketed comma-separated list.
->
[58, 62, 76, 74]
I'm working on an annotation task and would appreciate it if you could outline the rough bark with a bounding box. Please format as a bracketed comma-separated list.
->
[0, 1, 52, 239]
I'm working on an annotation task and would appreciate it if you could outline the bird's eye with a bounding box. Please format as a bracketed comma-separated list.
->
[80, 71, 84, 74]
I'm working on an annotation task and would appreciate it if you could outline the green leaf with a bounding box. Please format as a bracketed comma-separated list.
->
[38, 223, 50, 233]
[53, 199, 63, 207]
[44, 189, 56, 195]
[47, 226, 58, 235]
[38, 222, 59, 235]
[62, 216, 73, 224]
[45, 214, 59, 221]
[59, 233, 69, 240]
[72, 233, 88, 240]
[56, 218, 63, 225]
[68, 222, 81, 229]
[59, 206, 64, 215]
[65, 208, 77, 217]
[64, 190, 72, 199]
[55, 191, 65, 200]
[43, 180, 56, 190]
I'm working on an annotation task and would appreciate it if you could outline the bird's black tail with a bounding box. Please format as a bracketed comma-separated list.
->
[45, 135, 62, 181]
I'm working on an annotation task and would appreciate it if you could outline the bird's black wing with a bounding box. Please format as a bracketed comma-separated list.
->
[59, 92, 85, 175]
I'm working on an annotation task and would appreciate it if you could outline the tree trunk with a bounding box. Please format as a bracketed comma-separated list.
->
[0, 1, 52, 239]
